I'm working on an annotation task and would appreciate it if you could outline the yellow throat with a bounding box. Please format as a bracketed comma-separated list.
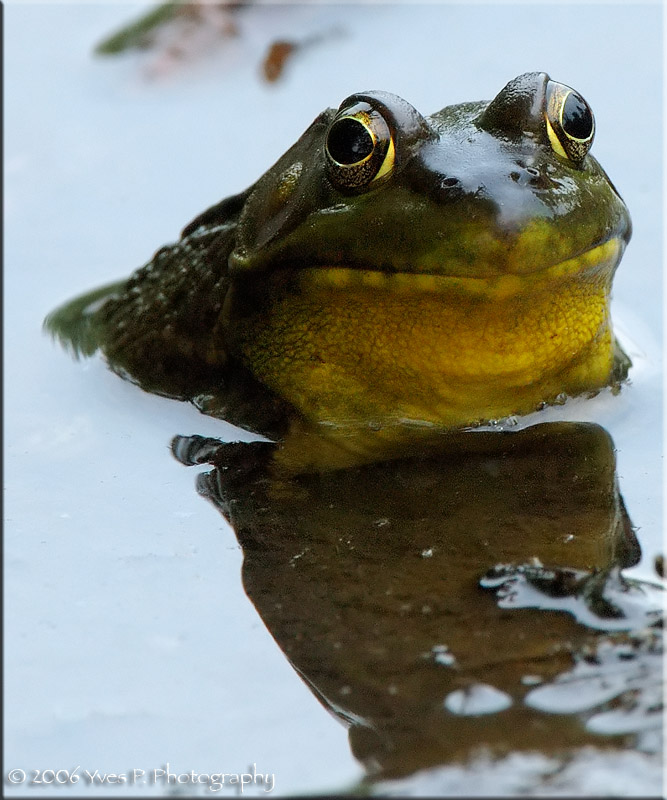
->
[233, 238, 622, 468]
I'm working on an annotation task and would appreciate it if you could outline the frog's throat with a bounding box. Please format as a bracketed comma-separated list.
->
[235, 237, 622, 433]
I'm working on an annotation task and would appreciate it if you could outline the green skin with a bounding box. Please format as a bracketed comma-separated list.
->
[46, 72, 631, 456]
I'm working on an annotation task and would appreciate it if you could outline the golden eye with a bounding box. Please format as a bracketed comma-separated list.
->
[325, 101, 396, 191]
[544, 81, 595, 166]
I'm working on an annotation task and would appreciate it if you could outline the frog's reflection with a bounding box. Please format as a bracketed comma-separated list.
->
[173, 422, 662, 782]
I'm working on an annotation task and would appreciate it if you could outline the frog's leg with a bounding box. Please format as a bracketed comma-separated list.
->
[44, 280, 126, 358]
[45, 218, 237, 402]
[610, 337, 632, 388]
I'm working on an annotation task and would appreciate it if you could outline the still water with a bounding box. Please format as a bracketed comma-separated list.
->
[5, 3, 663, 796]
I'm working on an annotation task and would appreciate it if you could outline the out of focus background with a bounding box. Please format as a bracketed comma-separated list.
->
[5, 2, 662, 796]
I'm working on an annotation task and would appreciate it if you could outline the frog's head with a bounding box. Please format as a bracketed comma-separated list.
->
[229, 71, 630, 283]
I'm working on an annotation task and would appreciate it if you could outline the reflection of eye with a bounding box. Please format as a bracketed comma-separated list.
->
[325, 101, 396, 191]
[544, 81, 595, 167]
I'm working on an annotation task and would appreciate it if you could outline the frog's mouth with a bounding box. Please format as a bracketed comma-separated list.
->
[300, 237, 623, 299]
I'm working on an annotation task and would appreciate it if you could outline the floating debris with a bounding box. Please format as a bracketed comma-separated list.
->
[261, 39, 296, 83]
[95, 2, 343, 83]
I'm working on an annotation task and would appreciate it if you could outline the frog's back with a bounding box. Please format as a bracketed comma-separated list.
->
[46, 215, 235, 401]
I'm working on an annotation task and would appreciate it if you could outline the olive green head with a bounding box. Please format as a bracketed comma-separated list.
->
[229, 72, 630, 280]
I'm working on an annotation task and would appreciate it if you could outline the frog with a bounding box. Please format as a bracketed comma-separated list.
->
[46, 71, 632, 471]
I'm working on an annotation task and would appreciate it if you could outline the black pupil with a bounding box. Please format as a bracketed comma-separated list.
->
[327, 118, 374, 164]
[562, 93, 593, 140]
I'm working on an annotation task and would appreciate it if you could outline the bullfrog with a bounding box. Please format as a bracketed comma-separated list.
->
[46, 72, 631, 470]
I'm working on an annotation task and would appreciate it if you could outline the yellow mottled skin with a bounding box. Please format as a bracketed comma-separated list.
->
[235, 240, 619, 461]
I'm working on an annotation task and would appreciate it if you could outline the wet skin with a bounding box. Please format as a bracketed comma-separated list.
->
[46, 72, 631, 470]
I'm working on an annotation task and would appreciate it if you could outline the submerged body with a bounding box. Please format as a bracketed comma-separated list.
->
[47, 72, 631, 468]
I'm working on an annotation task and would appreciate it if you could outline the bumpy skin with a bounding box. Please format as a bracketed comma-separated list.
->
[47, 72, 632, 469]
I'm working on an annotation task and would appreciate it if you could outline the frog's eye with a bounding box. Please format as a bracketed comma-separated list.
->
[544, 81, 595, 166]
[325, 101, 396, 191]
